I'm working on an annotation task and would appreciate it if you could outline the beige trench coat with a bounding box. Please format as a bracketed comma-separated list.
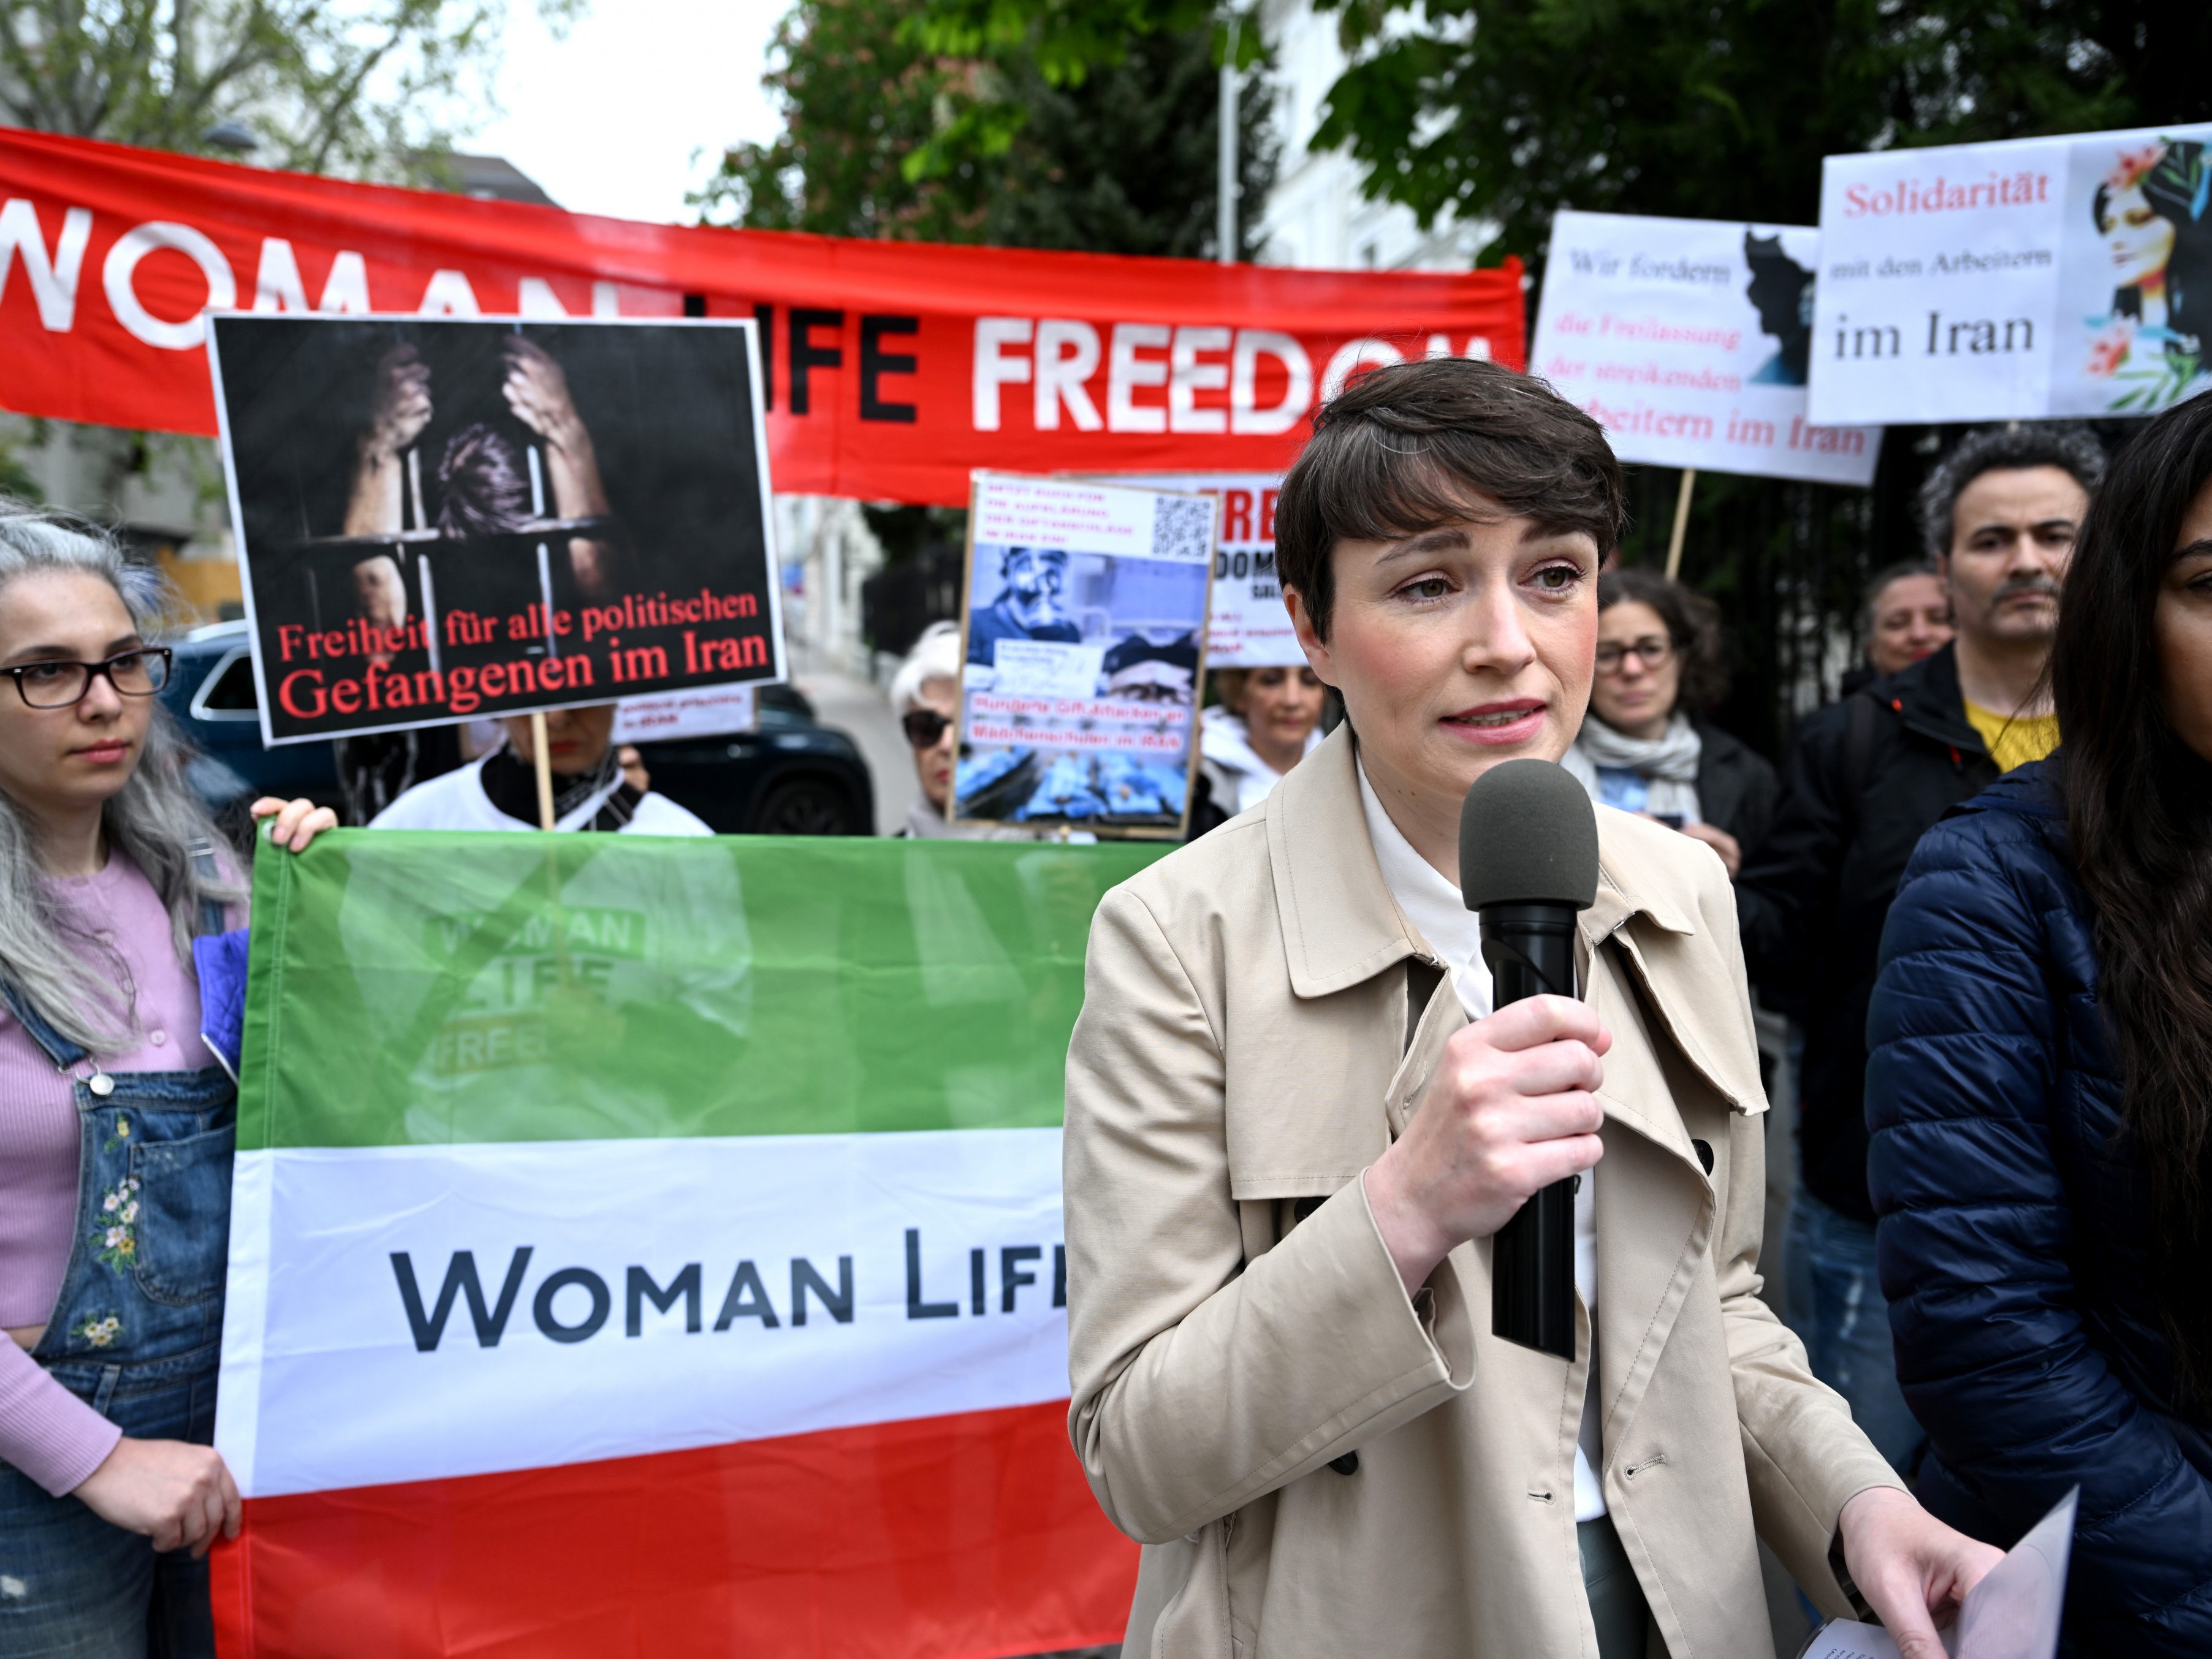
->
[1063, 725, 1902, 1658]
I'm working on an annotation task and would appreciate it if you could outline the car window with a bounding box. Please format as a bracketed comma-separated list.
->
[199, 650, 259, 712]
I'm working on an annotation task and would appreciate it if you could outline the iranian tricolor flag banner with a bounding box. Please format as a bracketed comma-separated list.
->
[211, 830, 1156, 1657]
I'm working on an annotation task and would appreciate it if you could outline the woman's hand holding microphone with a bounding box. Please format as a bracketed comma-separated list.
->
[1363, 994, 1611, 1294]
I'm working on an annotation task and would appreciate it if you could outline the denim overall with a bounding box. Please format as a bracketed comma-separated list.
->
[0, 853, 235, 1659]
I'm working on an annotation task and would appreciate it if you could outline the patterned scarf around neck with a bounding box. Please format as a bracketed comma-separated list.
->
[1563, 712, 1704, 821]
[479, 742, 642, 832]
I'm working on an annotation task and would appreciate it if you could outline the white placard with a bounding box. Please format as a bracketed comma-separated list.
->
[1531, 210, 1880, 485]
[1811, 125, 2212, 424]
[612, 685, 757, 743]
[1103, 473, 1298, 667]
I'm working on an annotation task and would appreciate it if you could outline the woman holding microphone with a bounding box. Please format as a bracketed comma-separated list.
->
[1062, 359, 1994, 1658]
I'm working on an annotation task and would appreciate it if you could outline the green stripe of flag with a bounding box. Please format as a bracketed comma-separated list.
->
[240, 830, 1163, 1152]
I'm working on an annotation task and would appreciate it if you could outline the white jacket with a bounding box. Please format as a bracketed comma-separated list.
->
[1198, 705, 1320, 818]
[369, 756, 711, 836]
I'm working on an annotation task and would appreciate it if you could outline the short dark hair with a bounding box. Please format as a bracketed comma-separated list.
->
[1917, 423, 2105, 559]
[1598, 566, 1728, 713]
[1859, 558, 1941, 637]
[1275, 358, 1625, 640]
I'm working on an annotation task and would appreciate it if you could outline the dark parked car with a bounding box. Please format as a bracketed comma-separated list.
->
[161, 620, 341, 810]
[633, 685, 873, 835]
[161, 620, 874, 835]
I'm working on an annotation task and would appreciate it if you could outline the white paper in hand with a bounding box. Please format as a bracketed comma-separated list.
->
[1798, 1489, 2077, 1659]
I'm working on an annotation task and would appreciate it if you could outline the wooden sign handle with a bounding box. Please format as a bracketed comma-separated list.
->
[1665, 468, 1697, 580]
[530, 708, 556, 830]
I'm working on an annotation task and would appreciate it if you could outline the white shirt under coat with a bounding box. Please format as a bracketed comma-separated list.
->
[1357, 765, 1607, 1522]
[369, 755, 712, 836]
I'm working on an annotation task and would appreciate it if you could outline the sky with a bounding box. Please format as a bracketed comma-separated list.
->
[471, 1, 789, 226]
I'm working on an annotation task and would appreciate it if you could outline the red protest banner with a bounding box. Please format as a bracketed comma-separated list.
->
[0, 130, 1523, 506]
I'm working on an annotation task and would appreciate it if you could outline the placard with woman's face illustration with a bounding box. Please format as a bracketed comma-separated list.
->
[1810, 121, 2212, 427]
[2069, 137, 2212, 414]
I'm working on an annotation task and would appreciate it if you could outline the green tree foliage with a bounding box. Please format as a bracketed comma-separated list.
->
[899, 0, 2212, 746]
[0, 1, 583, 179]
[906, 1, 2212, 268]
[1312, 0, 2212, 267]
[694, 0, 1276, 261]
[905, 0, 1214, 87]
[0, 2, 580, 531]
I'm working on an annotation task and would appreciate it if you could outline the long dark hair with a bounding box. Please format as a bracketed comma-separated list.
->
[2052, 392, 2212, 1408]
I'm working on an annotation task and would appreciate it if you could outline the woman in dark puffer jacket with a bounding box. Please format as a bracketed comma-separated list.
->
[1866, 393, 2212, 1654]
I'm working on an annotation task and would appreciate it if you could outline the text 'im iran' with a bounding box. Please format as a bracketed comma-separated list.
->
[389, 1231, 1066, 1351]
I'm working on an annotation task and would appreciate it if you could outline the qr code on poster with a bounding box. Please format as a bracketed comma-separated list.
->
[1150, 494, 1215, 562]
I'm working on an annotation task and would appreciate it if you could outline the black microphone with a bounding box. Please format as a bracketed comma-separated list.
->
[1458, 757, 1601, 1361]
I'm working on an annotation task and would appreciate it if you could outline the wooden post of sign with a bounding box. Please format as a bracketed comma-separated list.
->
[529, 709, 556, 830]
[1665, 468, 1697, 581]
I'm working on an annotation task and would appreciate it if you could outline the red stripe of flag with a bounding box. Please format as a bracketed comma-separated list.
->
[211, 1401, 1136, 1658]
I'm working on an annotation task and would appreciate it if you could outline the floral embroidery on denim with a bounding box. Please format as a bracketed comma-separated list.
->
[73, 1314, 121, 1348]
[90, 1175, 142, 1270]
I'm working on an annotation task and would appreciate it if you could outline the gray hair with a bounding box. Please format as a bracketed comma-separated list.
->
[889, 620, 962, 716]
[1918, 423, 2107, 559]
[0, 506, 245, 1052]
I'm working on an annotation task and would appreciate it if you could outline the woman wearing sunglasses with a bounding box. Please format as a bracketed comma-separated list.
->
[0, 511, 332, 1656]
[889, 622, 1035, 839]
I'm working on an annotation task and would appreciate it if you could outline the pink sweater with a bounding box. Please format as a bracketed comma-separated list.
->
[1, 852, 216, 1496]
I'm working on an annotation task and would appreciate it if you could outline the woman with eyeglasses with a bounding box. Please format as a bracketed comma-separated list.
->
[889, 623, 1035, 840]
[1563, 567, 1778, 878]
[0, 511, 333, 1655]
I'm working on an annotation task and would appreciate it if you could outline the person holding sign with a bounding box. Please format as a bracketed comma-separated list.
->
[1866, 393, 2212, 1656]
[0, 511, 332, 1657]
[1064, 358, 1996, 1659]
[889, 623, 1035, 840]
[1736, 423, 2103, 1473]
[368, 703, 709, 836]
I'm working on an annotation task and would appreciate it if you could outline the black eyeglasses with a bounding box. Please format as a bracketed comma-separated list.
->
[1593, 637, 1673, 676]
[902, 709, 954, 748]
[6, 647, 172, 708]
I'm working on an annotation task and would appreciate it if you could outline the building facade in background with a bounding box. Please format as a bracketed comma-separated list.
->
[1254, 0, 1485, 273]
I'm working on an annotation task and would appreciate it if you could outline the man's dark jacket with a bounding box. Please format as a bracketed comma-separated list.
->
[1734, 642, 1996, 1221]
[1866, 763, 2212, 1655]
